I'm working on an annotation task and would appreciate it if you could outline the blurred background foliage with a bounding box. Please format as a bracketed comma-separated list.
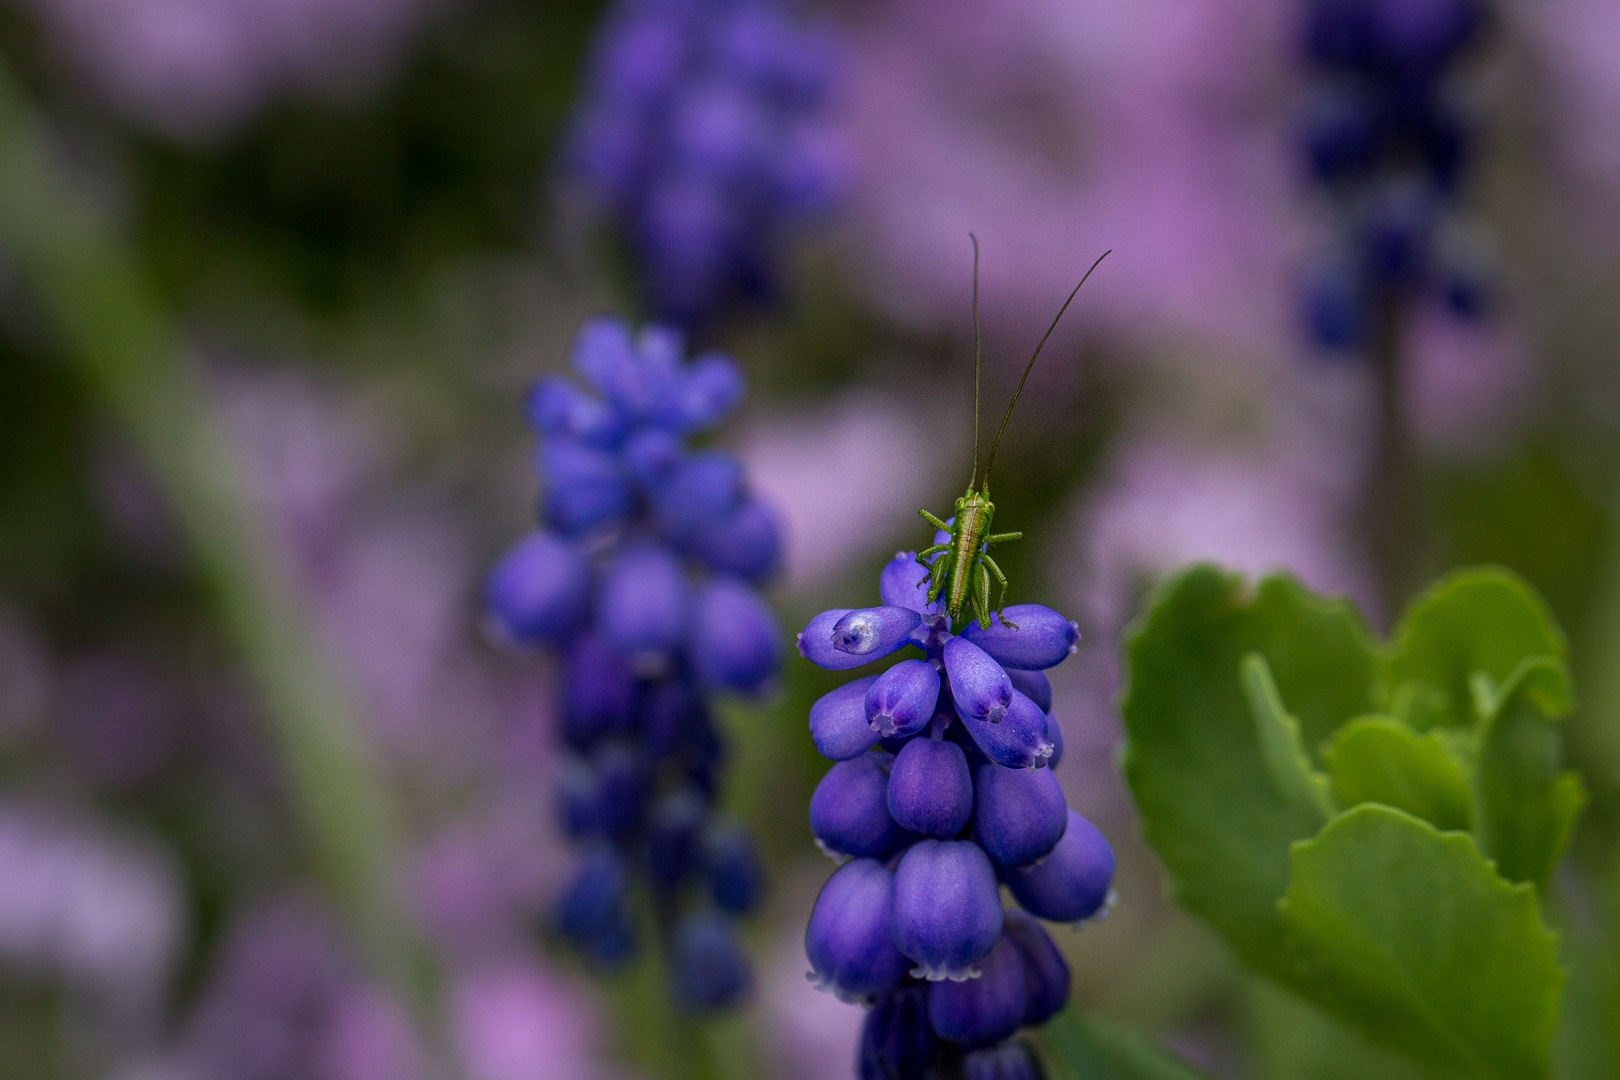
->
[0, 0, 1617, 1077]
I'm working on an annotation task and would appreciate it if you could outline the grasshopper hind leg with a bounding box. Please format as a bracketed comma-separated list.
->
[981, 553, 1019, 628]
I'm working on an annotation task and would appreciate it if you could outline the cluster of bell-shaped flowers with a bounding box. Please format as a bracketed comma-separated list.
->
[798, 551, 1116, 1078]
[486, 316, 782, 1011]
[1297, 0, 1494, 352]
[568, 0, 843, 330]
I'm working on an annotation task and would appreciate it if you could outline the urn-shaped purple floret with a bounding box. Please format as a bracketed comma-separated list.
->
[888, 737, 972, 839]
[1004, 810, 1115, 924]
[563, 633, 636, 748]
[1003, 910, 1070, 1026]
[809, 676, 882, 760]
[528, 375, 626, 447]
[541, 440, 633, 534]
[806, 859, 910, 1001]
[671, 910, 750, 1011]
[926, 932, 1027, 1048]
[961, 605, 1080, 670]
[691, 578, 780, 692]
[691, 499, 780, 581]
[487, 531, 590, 643]
[858, 984, 933, 1080]
[598, 543, 690, 659]
[944, 637, 1013, 724]
[972, 762, 1068, 868]
[879, 551, 940, 616]
[810, 754, 901, 859]
[1006, 668, 1051, 714]
[865, 659, 940, 739]
[891, 840, 1003, 981]
[964, 1041, 1043, 1080]
[962, 689, 1053, 771]
[833, 607, 923, 658]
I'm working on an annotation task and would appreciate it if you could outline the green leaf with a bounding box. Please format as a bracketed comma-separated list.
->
[1321, 716, 1473, 832]
[1242, 652, 1337, 821]
[1278, 805, 1564, 1080]
[1039, 1009, 1218, 1080]
[1120, 565, 1377, 981]
[1475, 658, 1586, 885]
[1247, 980, 1454, 1080]
[1382, 568, 1567, 731]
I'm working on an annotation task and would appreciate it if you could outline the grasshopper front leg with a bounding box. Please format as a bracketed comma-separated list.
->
[927, 552, 955, 605]
[919, 509, 951, 532]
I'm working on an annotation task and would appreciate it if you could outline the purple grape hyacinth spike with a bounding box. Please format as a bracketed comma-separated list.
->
[810, 754, 902, 859]
[972, 762, 1068, 868]
[887, 737, 973, 839]
[865, 659, 940, 739]
[891, 839, 1003, 981]
[961, 689, 1054, 771]
[960, 605, 1080, 671]
[943, 637, 1013, 724]
[809, 677, 883, 760]
[1004, 810, 1116, 924]
[926, 932, 1028, 1049]
[806, 859, 911, 1001]
[486, 532, 590, 644]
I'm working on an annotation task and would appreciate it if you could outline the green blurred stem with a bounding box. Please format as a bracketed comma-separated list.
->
[0, 66, 418, 998]
[1365, 293, 1425, 625]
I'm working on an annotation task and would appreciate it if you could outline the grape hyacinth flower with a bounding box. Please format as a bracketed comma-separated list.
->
[488, 316, 782, 1011]
[1296, 0, 1494, 353]
[799, 550, 1114, 1077]
[568, 0, 844, 330]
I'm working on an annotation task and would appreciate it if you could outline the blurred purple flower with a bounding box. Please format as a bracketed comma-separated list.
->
[1402, 301, 1533, 458]
[0, 608, 51, 746]
[451, 963, 604, 1080]
[25, 0, 442, 139]
[1532, 0, 1620, 234]
[0, 805, 184, 999]
[839, 0, 1297, 360]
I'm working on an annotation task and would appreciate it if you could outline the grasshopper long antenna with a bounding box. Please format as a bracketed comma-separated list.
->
[979, 249, 1110, 492]
[968, 232, 982, 491]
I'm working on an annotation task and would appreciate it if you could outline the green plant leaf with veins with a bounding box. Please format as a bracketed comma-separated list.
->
[1322, 716, 1473, 832]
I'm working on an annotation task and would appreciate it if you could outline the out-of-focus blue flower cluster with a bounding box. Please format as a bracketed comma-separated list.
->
[569, 0, 843, 330]
[798, 550, 1115, 1079]
[1297, 0, 1493, 353]
[486, 316, 783, 1011]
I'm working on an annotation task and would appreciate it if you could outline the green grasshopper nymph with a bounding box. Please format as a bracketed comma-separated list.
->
[917, 237, 1110, 630]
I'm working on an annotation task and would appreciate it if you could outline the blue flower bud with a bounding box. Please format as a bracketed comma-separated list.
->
[1369, 0, 1480, 72]
[671, 910, 751, 1011]
[964, 1041, 1043, 1080]
[810, 753, 902, 859]
[571, 317, 637, 402]
[972, 762, 1068, 868]
[597, 543, 690, 661]
[962, 689, 1054, 771]
[704, 821, 766, 914]
[858, 984, 933, 1080]
[486, 532, 590, 644]
[799, 608, 919, 670]
[556, 849, 635, 965]
[888, 737, 972, 839]
[563, 634, 636, 749]
[892, 839, 1003, 981]
[527, 376, 625, 447]
[692, 578, 780, 693]
[557, 761, 603, 838]
[865, 659, 941, 738]
[926, 932, 1027, 1048]
[1004, 810, 1115, 924]
[659, 352, 744, 432]
[646, 788, 707, 894]
[961, 606, 1079, 670]
[1002, 910, 1070, 1027]
[944, 637, 1012, 724]
[834, 607, 924, 660]
[809, 676, 883, 760]
[540, 440, 631, 534]
[689, 498, 780, 581]
[880, 551, 940, 616]
[642, 676, 701, 758]
[624, 428, 683, 488]
[1005, 668, 1051, 714]
[592, 743, 650, 842]
[806, 859, 911, 1001]
[1044, 712, 1064, 769]
[655, 451, 744, 538]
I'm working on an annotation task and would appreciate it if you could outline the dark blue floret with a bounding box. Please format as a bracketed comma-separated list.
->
[647, 788, 709, 893]
[880, 551, 941, 616]
[486, 531, 590, 644]
[962, 689, 1054, 771]
[1006, 669, 1051, 714]
[866, 659, 942, 739]
[891, 839, 1003, 982]
[557, 850, 637, 966]
[858, 984, 934, 1080]
[563, 633, 637, 749]
[704, 821, 766, 913]
[806, 859, 911, 1001]
[809, 676, 883, 761]
[944, 637, 1013, 724]
[540, 440, 632, 534]
[689, 498, 781, 580]
[1004, 809, 1116, 924]
[671, 911, 751, 1010]
[927, 934, 1027, 1048]
[691, 577, 781, 692]
[811, 753, 903, 859]
[598, 543, 691, 662]
[963, 1041, 1045, 1080]
[1001, 911, 1070, 1027]
[960, 606, 1080, 671]
[888, 737, 973, 839]
[972, 762, 1068, 868]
